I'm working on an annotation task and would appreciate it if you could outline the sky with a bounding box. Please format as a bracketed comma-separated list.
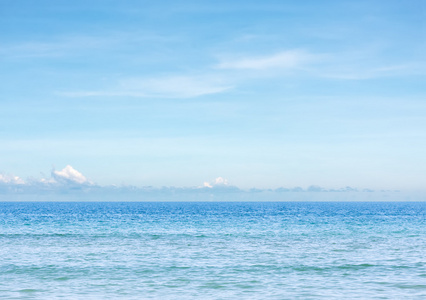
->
[0, 0, 425, 192]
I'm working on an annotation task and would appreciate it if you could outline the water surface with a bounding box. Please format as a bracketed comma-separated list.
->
[0, 202, 425, 299]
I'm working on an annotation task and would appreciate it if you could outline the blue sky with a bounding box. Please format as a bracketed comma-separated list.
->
[0, 0, 425, 191]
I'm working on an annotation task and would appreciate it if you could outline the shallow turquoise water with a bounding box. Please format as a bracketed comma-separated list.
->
[0, 202, 425, 299]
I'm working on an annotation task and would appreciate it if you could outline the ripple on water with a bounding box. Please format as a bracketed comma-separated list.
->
[18, 289, 39, 293]
[0, 201, 425, 299]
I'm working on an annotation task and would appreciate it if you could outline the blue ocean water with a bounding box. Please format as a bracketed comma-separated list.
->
[0, 202, 425, 299]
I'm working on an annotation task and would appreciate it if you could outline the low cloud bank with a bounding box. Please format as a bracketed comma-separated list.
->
[0, 167, 414, 201]
[0, 174, 25, 185]
[0, 165, 93, 193]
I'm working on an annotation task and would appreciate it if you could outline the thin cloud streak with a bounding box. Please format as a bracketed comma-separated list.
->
[315, 62, 426, 80]
[215, 47, 423, 80]
[216, 50, 315, 70]
[0, 32, 181, 59]
[60, 75, 233, 99]
[58, 45, 423, 100]
[0, 36, 114, 59]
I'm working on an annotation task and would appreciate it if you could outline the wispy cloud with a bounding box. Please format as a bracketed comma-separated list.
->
[0, 36, 113, 59]
[216, 50, 314, 70]
[57, 45, 423, 101]
[215, 46, 424, 80]
[316, 62, 426, 80]
[0, 32, 179, 59]
[61, 75, 233, 98]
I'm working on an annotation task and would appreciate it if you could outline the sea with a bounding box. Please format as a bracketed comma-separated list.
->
[0, 201, 425, 299]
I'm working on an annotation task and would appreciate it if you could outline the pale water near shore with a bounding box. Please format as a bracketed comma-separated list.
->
[0, 202, 425, 299]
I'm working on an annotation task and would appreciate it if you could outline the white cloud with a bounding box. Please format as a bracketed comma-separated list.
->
[216, 50, 313, 70]
[61, 75, 232, 99]
[0, 174, 25, 185]
[51, 165, 90, 185]
[203, 177, 229, 188]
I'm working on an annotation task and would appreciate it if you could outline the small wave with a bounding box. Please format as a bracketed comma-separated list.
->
[54, 276, 70, 281]
[337, 263, 376, 270]
[292, 263, 377, 273]
[394, 284, 426, 289]
[18, 289, 38, 293]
